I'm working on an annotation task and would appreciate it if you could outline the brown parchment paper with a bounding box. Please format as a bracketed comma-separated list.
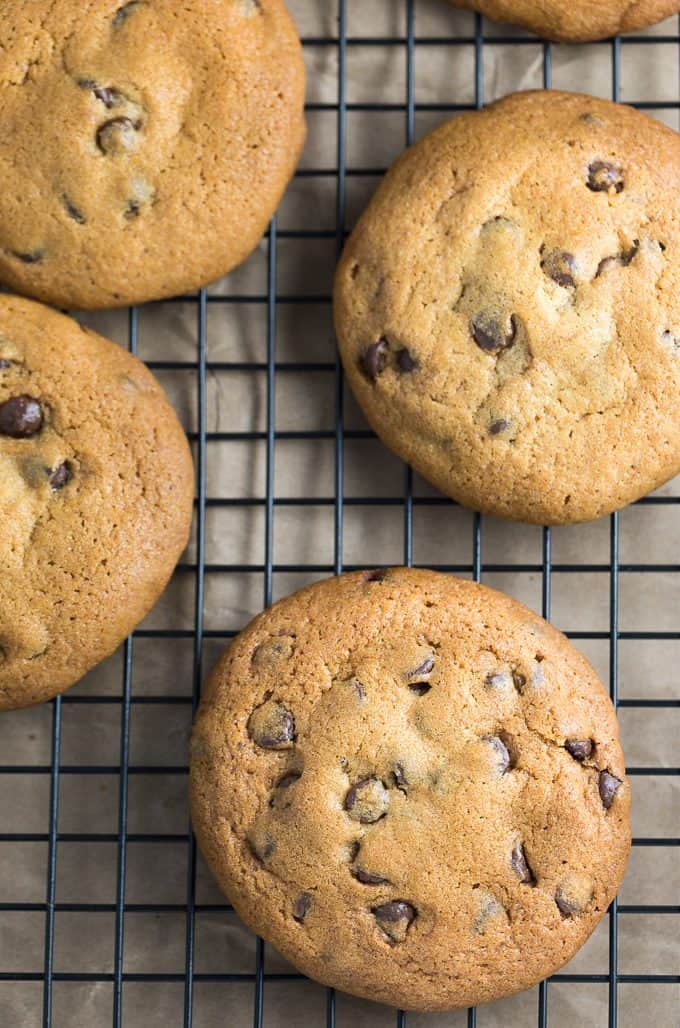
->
[0, 1, 678, 1025]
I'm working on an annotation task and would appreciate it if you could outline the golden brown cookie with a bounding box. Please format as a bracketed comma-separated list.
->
[449, 0, 679, 41]
[334, 90, 680, 525]
[0, 0, 305, 309]
[0, 294, 194, 709]
[190, 568, 630, 1011]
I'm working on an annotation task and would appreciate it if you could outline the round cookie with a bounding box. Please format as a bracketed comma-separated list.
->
[0, 294, 194, 709]
[448, 0, 679, 42]
[190, 568, 630, 1011]
[334, 90, 680, 525]
[0, 0, 305, 309]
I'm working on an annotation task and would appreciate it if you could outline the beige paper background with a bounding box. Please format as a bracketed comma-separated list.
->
[0, 1, 679, 1025]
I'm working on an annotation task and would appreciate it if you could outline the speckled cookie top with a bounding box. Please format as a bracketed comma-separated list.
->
[190, 568, 630, 1011]
[0, 295, 194, 709]
[450, 0, 679, 41]
[0, 0, 305, 309]
[334, 91, 680, 525]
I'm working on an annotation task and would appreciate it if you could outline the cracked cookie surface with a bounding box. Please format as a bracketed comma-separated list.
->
[0, 0, 305, 309]
[190, 568, 630, 1011]
[334, 90, 680, 524]
[446, 0, 679, 42]
[0, 294, 193, 709]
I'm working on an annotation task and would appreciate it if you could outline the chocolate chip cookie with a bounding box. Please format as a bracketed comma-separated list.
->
[190, 568, 630, 1011]
[0, 294, 194, 709]
[0, 0, 305, 309]
[334, 90, 680, 524]
[448, 0, 679, 41]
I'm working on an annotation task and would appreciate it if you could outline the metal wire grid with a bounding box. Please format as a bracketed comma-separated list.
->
[1, 2, 679, 1026]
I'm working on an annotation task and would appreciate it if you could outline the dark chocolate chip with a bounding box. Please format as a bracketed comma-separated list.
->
[555, 887, 580, 917]
[93, 85, 126, 108]
[396, 348, 418, 373]
[489, 418, 509, 436]
[113, 1, 143, 26]
[0, 395, 43, 438]
[125, 200, 141, 220]
[0, 359, 11, 369]
[587, 161, 624, 194]
[512, 670, 527, 693]
[372, 901, 416, 942]
[13, 250, 44, 264]
[565, 738, 593, 762]
[247, 699, 295, 750]
[595, 242, 638, 278]
[392, 763, 408, 792]
[96, 117, 140, 155]
[353, 867, 389, 885]
[364, 568, 388, 582]
[541, 249, 577, 288]
[276, 771, 301, 790]
[471, 311, 516, 354]
[252, 636, 294, 668]
[292, 892, 312, 922]
[48, 462, 71, 491]
[511, 843, 535, 885]
[408, 655, 434, 695]
[486, 736, 511, 774]
[360, 339, 388, 381]
[344, 777, 389, 823]
[598, 770, 622, 809]
[63, 196, 85, 224]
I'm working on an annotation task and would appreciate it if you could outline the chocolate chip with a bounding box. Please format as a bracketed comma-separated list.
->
[512, 670, 527, 693]
[344, 777, 389, 823]
[364, 568, 388, 582]
[471, 311, 516, 354]
[49, 462, 71, 490]
[93, 85, 127, 108]
[661, 330, 680, 353]
[0, 359, 11, 369]
[473, 893, 504, 934]
[247, 699, 295, 750]
[349, 677, 366, 701]
[360, 339, 388, 381]
[0, 395, 43, 438]
[396, 348, 417, 373]
[62, 196, 85, 224]
[489, 418, 509, 436]
[407, 655, 434, 695]
[511, 843, 535, 885]
[595, 242, 638, 278]
[598, 770, 622, 809]
[113, 1, 143, 25]
[96, 117, 140, 155]
[392, 763, 408, 792]
[555, 887, 580, 917]
[486, 736, 511, 774]
[12, 250, 43, 264]
[276, 771, 301, 790]
[353, 866, 389, 885]
[587, 161, 624, 194]
[541, 249, 577, 288]
[248, 835, 275, 862]
[565, 738, 593, 762]
[485, 671, 510, 688]
[251, 636, 294, 668]
[293, 893, 312, 922]
[372, 901, 416, 943]
[125, 200, 141, 220]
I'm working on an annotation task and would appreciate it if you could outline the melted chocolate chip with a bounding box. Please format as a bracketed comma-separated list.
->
[49, 462, 71, 490]
[486, 736, 511, 774]
[565, 738, 593, 762]
[63, 196, 85, 224]
[512, 670, 527, 693]
[353, 867, 389, 885]
[0, 395, 43, 438]
[595, 242, 638, 278]
[247, 699, 295, 750]
[13, 250, 44, 264]
[361, 339, 388, 381]
[587, 161, 624, 194]
[276, 771, 301, 790]
[292, 893, 312, 922]
[372, 901, 416, 942]
[541, 249, 577, 288]
[598, 770, 622, 809]
[489, 418, 509, 436]
[345, 777, 389, 824]
[396, 348, 417, 373]
[471, 311, 517, 354]
[511, 843, 535, 885]
[93, 85, 126, 108]
[96, 117, 140, 155]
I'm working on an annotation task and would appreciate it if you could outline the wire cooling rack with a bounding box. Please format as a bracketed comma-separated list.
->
[1, 2, 679, 1026]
